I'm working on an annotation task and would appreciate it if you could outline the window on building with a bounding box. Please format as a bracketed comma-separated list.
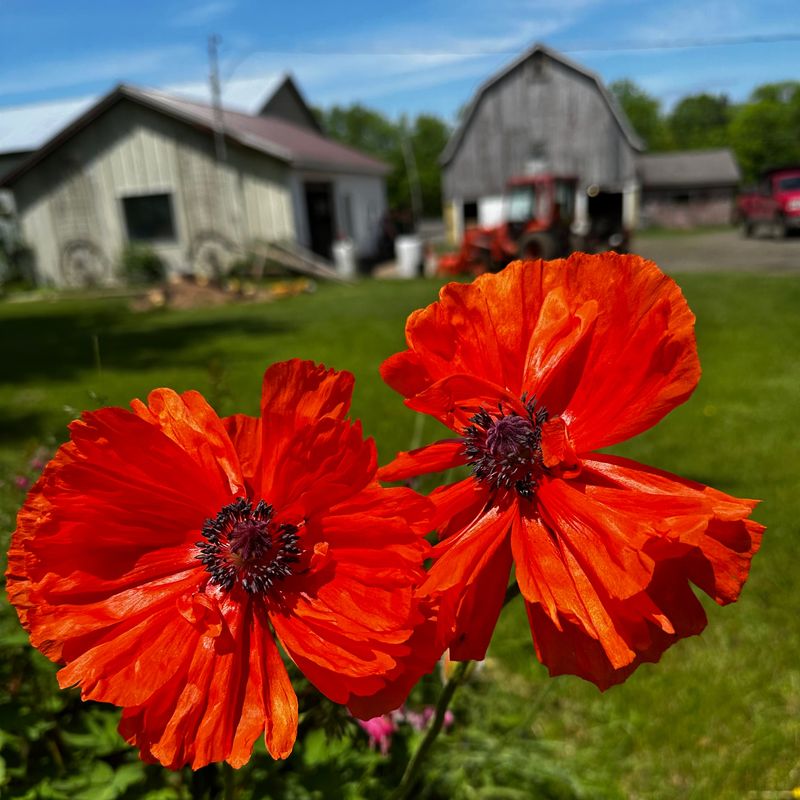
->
[122, 193, 176, 241]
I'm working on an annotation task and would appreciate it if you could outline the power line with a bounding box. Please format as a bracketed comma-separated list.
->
[560, 31, 800, 54]
[216, 32, 800, 59]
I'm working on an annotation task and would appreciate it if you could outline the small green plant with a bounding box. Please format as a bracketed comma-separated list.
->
[120, 244, 164, 285]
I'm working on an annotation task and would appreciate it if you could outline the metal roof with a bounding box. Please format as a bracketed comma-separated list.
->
[440, 42, 645, 167]
[0, 95, 95, 154]
[637, 148, 741, 188]
[1, 82, 388, 186]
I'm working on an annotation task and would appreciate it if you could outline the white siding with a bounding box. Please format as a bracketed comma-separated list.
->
[332, 173, 386, 258]
[291, 171, 387, 259]
[11, 99, 295, 286]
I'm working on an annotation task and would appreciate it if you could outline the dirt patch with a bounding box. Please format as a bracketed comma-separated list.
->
[130, 277, 315, 312]
[632, 228, 800, 274]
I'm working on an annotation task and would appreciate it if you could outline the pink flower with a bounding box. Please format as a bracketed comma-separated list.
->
[357, 715, 397, 755]
[13, 476, 29, 490]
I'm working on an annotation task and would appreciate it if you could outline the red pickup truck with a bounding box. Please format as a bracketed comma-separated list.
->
[735, 166, 800, 237]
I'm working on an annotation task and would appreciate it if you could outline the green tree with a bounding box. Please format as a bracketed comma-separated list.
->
[609, 79, 671, 150]
[320, 104, 400, 159]
[317, 104, 451, 218]
[729, 85, 800, 182]
[409, 114, 451, 216]
[668, 93, 732, 150]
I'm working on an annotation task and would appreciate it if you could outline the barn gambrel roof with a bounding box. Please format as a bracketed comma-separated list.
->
[440, 43, 645, 166]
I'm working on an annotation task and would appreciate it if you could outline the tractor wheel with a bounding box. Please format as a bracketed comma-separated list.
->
[518, 233, 557, 261]
[739, 219, 754, 238]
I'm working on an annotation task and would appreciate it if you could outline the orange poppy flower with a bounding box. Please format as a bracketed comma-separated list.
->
[379, 254, 764, 690]
[7, 359, 435, 769]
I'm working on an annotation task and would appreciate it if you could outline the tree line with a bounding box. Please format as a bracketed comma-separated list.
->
[315, 78, 800, 218]
[610, 79, 800, 183]
[314, 105, 451, 219]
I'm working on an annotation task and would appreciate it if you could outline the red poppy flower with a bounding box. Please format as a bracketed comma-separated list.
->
[379, 253, 764, 690]
[7, 359, 435, 769]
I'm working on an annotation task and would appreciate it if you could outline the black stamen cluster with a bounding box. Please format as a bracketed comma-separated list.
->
[462, 395, 548, 499]
[197, 497, 301, 595]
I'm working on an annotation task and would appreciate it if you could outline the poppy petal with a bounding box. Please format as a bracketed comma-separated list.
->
[421, 502, 515, 661]
[382, 254, 701, 453]
[516, 457, 762, 687]
[259, 359, 354, 497]
[407, 374, 526, 432]
[118, 595, 298, 769]
[551, 254, 700, 451]
[377, 439, 465, 482]
[132, 389, 245, 496]
[222, 414, 262, 496]
[580, 454, 764, 605]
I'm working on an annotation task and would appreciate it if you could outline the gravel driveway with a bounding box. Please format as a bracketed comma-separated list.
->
[633, 228, 800, 274]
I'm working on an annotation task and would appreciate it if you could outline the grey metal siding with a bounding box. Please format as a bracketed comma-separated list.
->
[443, 53, 639, 202]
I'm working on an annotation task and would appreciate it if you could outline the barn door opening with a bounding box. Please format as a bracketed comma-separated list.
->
[304, 182, 336, 259]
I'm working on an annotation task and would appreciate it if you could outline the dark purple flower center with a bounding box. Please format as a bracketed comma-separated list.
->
[197, 497, 301, 595]
[462, 395, 548, 499]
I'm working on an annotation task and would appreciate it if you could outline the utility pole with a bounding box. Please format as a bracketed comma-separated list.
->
[208, 34, 227, 163]
[401, 124, 423, 229]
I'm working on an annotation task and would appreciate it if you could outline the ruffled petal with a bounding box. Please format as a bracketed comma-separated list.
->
[8, 408, 226, 663]
[428, 476, 491, 540]
[377, 439, 465, 482]
[259, 359, 354, 496]
[268, 416, 377, 517]
[512, 511, 639, 674]
[420, 501, 515, 661]
[533, 253, 700, 451]
[516, 457, 762, 688]
[222, 414, 262, 496]
[580, 454, 763, 605]
[117, 594, 297, 769]
[407, 374, 526, 432]
[381, 254, 701, 453]
[383, 262, 549, 394]
[132, 389, 245, 496]
[270, 483, 437, 710]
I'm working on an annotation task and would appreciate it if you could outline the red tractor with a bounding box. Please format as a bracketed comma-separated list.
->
[439, 173, 628, 275]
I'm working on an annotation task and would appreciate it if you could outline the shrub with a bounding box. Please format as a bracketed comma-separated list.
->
[120, 244, 164, 285]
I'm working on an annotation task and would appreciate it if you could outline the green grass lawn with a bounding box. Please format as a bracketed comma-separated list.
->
[0, 273, 798, 799]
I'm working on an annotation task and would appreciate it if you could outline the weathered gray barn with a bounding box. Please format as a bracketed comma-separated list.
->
[1, 77, 388, 287]
[441, 43, 644, 242]
[637, 148, 741, 228]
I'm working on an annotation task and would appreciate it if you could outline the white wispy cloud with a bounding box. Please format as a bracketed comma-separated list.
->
[0, 44, 198, 100]
[198, 10, 591, 115]
[627, 0, 789, 44]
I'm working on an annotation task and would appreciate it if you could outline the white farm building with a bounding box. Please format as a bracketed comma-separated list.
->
[0, 77, 388, 287]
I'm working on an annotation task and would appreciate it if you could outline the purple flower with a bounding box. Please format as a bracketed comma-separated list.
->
[13, 475, 29, 490]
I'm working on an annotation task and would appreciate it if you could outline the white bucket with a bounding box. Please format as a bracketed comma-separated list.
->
[394, 235, 423, 279]
[332, 238, 357, 279]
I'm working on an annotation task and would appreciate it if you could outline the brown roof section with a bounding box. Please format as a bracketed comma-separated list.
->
[637, 148, 741, 188]
[2, 83, 389, 186]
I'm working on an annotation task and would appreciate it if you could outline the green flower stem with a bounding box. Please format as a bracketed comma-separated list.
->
[223, 763, 236, 800]
[391, 582, 522, 800]
[390, 660, 470, 800]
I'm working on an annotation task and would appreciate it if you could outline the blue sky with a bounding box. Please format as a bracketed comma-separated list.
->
[1, 0, 799, 146]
